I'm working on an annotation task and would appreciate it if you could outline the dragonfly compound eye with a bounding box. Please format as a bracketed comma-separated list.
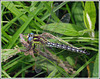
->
[28, 37, 33, 42]
[30, 33, 34, 36]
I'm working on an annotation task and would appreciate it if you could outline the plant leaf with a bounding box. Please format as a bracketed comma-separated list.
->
[84, 1, 96, 30]
[92, 53, 98, 77]
[71, 2, 85, 29]
[41, 23, 86, 36]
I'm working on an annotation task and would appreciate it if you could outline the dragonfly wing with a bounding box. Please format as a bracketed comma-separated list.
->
[53, 3, 60, 19]
[42, 3, 70, 38]
[61, 13, 70, 23]
[35, 57, 42, 73]
[34, 44, 51, 74]
[35, 66, 42, 73]
[34, 44, 58, 75]
[47, 3, 59, 24]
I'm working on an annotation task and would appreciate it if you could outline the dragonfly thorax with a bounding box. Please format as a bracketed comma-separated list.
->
[27, 33, 43, 44]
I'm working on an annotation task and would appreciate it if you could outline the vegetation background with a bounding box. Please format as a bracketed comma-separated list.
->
[1, 1, 98, 78]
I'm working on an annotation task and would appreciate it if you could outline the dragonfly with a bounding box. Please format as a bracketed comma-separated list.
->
[26, 33, 89, 55]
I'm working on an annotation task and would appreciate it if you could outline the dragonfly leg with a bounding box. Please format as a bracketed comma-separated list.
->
[27, 42, 32, 50]
[21, 42, 32, 52]
[44, 46, 54, 58]
[20, 34, 33, 52]
[37, 44, 40, 55]
[32, 44, 40, 55]
[30, 50, 36, 61]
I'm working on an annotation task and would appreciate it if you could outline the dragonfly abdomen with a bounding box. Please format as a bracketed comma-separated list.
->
[46, 42, 90, 55]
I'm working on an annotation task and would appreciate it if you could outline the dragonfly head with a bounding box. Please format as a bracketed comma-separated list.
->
[29, 33, 34, 37]
[27, 33, 34, 42]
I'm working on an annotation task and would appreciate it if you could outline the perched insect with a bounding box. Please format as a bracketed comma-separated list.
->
[27, 33, 90, 55]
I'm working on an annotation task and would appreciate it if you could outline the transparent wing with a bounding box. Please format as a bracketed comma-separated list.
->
[53, 3, 70, 23]
[47, 3, 59, 24]
[61, 13, 70, 23]
[47, 2, 70, 24]
[54, 3, 59, 18]
[33, 44, 49, 74]
[34, 44, 58, 75]
[43, 2, 70, 37]
[38, 43, 75, 75]
[34, 56, 42, 73]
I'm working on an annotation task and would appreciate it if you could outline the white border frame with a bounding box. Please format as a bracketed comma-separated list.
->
[0, 0, 99, 79]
